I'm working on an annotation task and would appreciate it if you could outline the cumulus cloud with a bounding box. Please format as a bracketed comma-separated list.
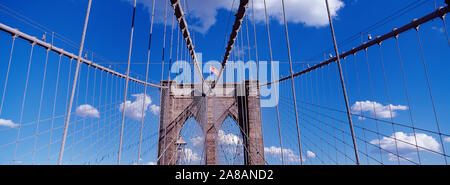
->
[445, 137, 450, 143]
[191, 130, 244, 156]
[306, 150, 316, 158]
[75, 104, 100, 118]
[191, 129, 242, 149]
[150, 104, 160, 115]
[218, 130, 243, 146]
[0, 118, 18, 128]
[252, 0, 344, 27]
[190, 129, 242, 148]
[183, 148, 202, 163]
[370, 132, 441, 161]
[145, 161, 156, 165]
[264, 146, 304, 163]
[119, 94, 159, 120]
[351, 101, 408, 120]
[191, 135, 205, 148]
[133, 0, 345, 33]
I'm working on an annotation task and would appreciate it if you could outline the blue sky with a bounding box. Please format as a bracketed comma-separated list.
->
[0, 0, 449, 165]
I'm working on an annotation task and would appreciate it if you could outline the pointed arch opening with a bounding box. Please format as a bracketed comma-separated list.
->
[216, 116, 245, 165]
[175, 116, 204, 165]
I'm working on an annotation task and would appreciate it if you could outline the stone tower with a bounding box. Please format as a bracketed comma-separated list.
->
[157, 80, 264, 165]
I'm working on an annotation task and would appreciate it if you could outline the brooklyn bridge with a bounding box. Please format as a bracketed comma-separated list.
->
[0, 0, 449, 165]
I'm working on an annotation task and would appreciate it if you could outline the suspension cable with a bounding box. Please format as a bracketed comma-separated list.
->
[377, 43, 401, 164]
[262, 0, 285, 165]
[168, 15, 176, 81]
[137, 0, 156, 165]
[47, 54, 63, 161]
[351, 53, 371, 164]
[415, 27, 447, 164]
[251, 0, 259, 81]
[118, 0, 137, 165]
[12, 42, 36, 164]
[212, 0, 249, 89]
[161, 0, 169, 81]
[261, 6, 450, 87]
[58, 0, 92, 165]
[363, 48, 384, 164]
[32, 47, 51, 164]
[281, 0, 304, 165]
[0, 35, 16, 115]
[394, 35, 422, 164]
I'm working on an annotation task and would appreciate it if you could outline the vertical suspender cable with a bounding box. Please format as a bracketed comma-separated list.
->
[65, 58, 73, 118]
[377, 43, 401, 164]
[394, 36, 422, 164]
[364, 48, 384, 164]
[58, 0, 92, 165]
[161, 0, 169, 81]
[48, 54, 62, 161]
[324, 0, 359, 165]
[168, 15, 175, 81]
[352, 53, 370, 164]
[175, 24, 180, 83]
[441, 15, 450, 46]
[251, 0, 259, 82]
[118, 0, 137, 165]
[280, 0, 303, 164]
[263, 0, 285, 165]
[13, 42, 35, 164]
[138, 0, 156, 165]
[32, 46, 51, 164]
[415, 27, 447, 164]
[0, 35, 16, 115]
[245, 15, 251, 76]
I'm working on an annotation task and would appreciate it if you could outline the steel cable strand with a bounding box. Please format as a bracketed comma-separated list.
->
[394, 36, 422, 164]
[415, 27, 447, 164]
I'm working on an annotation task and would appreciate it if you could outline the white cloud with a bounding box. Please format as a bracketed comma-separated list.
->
[190, 130, 243, 156]
[370, 132, 441, 158]
[133, 0, 345, 34]
[191, 130, 242, 148]
[150, 104, 160, 115]
[218, 130, 242, 146]
[387, 153, 411, 162]
[75, 104, 100, 118]
[252, 0, 344, 27]
[264, 146, 304, 163]
[351, 100, 408, 120]
[0, 118, 18, 128]
[191, 135, 204, 148]
[145, 161, 156, 165]
[119, 94, 159, 120]
[306, 150, 316, 158]
[445, 137, 450, 143]
[183, 148, 202, 163]
[432, 26, 445, 33]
